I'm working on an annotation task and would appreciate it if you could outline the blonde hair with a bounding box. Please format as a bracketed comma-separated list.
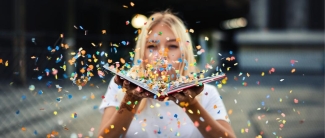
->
[133, 9, 201, 112]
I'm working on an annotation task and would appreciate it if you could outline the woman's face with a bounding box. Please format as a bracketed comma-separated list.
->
[144, 23, 181, 79]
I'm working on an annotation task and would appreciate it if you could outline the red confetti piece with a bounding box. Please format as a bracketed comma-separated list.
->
[205, 125, 211, 132]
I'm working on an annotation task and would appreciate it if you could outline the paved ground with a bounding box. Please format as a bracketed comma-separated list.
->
[0, 72, 324, 138]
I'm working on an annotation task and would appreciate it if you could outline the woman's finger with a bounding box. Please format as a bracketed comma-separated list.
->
[114, 75, 124, 85]
[183, 89, 195, 99]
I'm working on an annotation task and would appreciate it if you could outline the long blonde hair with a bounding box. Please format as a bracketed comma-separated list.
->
[133, 9, 200, 112]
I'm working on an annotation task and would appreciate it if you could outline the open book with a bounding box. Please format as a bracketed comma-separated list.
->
[103, 63, 226, 97]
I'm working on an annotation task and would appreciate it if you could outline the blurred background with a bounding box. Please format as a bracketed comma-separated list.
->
[0, 0, 324, 137]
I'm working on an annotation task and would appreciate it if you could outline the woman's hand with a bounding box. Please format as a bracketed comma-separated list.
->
[168, 84, 204, 107]
[114, 75, 154, 102]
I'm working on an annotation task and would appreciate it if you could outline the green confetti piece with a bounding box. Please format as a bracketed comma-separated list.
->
[115, 106, 119, 110]
[127, 101, 132, 105]
[134, 101, 138, 105]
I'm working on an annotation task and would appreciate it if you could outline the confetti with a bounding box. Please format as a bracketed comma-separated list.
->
[205, 125, 211, 132]
[130, 2, 135, 7]
[294, 98, 299, 104]
[54, 111, 57, 115]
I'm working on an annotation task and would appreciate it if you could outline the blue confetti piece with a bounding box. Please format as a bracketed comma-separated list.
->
[79, 26, 84, 30]
[134, 30, 138, 34]
[229, 51, 233, 55]
[55, 46, 59, 51]
[47, 46, 52, 51]
[261, 101, 265, 106]
[277, 110, 281, 113]
[158, 129, 161, 134]
[118, 85, 122, 89]
[174, 114, 178, 118]
[45, 68, 50, 72]
[63, 74, 68, 79]
[114, 47, 117, 53]
[217, 110, 221, 114]
[38, 90, 43, 95]
[101, 61, 105, 65]
[56, 98, 61, 102]
[130, 57, 133, 61]
[34, 130, 38, 135]
[178, 58, 182, 63]
[21, 95, 26, 100]
[101, 51, 105, 56]
[68, 94, 73, 99]
[82, 96, 87, 99]
[93, 105, 98, 109]
[149, 49, 153, 53]
[137, 59, 142, 64]
[266, 95, 270, 99]
[121, 41, 126, 45]
[16, 110, 20, 114]
[215, 81, 219, 85]
[37, 76, 42, 80]
[154, 95, 157, 99]
[160, 116, 163, 119]
[46, 81, 52, 87]
[87, 54, 91, 58]
[220, 96, 222, 99]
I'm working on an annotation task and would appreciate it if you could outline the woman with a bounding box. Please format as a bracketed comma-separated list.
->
[98, 10, 236, 138]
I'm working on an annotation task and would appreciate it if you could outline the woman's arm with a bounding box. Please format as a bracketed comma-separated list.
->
[98, 96, 140, 138]
[185, 99, 236, 138]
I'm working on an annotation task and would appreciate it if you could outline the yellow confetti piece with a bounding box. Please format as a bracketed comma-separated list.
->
[150, 105, 154, 108]
[291, 68, 296, 73]
[110, 125, 114, 129]
[205, 36, 209, 41]
[91, 93, 95, 99]
[217, 84, 222, 88]
[290, 90, 293, 93]
[247, 73, 250, 77]
[261, 72, 265, 76]
[155, 103, 160, 107]
[176, 38, 181, 42]
[53, 111, 57, 115]
[122, 127, 126, 131]
[60, 34, 63, 38]
[122, 88, 127, 92]
[241, 128, 244, 133]
[142, 128, 145, 131]
[5, 60, 8, 66]
[188, 109, 193, 114]
[176, 132, 180, 136]
[197, 110, 200, 114]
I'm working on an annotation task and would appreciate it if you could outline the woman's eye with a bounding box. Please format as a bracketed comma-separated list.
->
[168, 45, 178, 49]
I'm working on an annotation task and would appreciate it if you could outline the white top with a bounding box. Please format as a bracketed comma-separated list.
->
[99, 76, 230, 138]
